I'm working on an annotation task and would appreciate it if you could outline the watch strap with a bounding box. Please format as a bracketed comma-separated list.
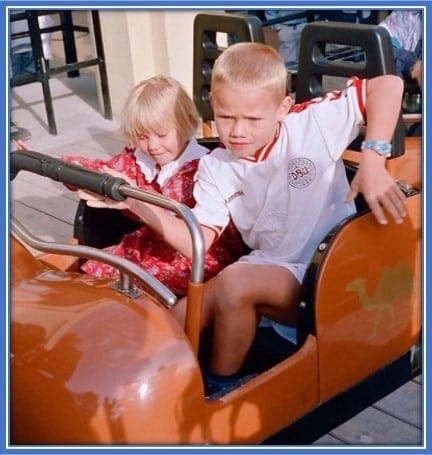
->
[361, 140, 392, 157]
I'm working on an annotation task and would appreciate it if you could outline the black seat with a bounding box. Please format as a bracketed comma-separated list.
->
[295, 21, 405, 157]
[193, 12, 265, 132]
[74, 201, 141, 250]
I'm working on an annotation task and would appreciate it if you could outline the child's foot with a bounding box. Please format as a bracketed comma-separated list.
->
[204, 370, 256, 400]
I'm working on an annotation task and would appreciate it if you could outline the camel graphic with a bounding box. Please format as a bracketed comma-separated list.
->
[345, 261, 414, 339]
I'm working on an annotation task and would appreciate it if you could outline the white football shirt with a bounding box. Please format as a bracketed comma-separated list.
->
[193, 78, 367, 283]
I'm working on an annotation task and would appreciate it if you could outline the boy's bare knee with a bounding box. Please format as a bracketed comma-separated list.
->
[213, 263, 254, 311]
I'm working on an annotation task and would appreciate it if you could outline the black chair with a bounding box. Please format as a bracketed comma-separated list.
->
[193, 12, 265, 134]
[74, 201, 141, 249]
[295, 21, 405, 157]
[10, 10, 112, 135]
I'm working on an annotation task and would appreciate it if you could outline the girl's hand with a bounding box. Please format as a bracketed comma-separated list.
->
[77, 189, 130, 210]
[77, 166, 136, 210]
[14, 140, 31, 151]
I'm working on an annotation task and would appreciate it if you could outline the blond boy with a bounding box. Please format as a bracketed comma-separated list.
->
[83, 43, 406, 397]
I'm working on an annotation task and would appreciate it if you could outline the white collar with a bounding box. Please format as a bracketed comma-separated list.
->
[134, 138, 207, 186]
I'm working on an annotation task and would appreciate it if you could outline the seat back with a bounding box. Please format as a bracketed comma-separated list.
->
[193, 12, 265, 123]
[74, 201, 141, 249]
[296, 21, 405, 157]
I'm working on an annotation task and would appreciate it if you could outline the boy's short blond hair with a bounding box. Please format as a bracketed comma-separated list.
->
[211, 42, 288, 102]
[120, 76, 200, 147]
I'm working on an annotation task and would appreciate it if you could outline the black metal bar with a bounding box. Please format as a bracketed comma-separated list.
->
[11, 150, 127, 200]
[11, 24, 89, 40]
[9, 11, 27, 21]
[91, 10, 112, 120]
[25, 11, 57, 135]
[10, 58, 103, 87]
[45, 58, 102, 75]
[60, 11, 79, 77]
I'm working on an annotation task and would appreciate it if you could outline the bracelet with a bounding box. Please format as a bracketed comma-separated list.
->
[360, 140, 392, 157]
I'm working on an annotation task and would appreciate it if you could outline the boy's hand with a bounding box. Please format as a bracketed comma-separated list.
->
[345, 151, 407, 225]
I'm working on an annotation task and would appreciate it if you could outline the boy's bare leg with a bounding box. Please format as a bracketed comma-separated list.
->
[170, 275, 220, 329]
[171, 262, 300, 377]
[209, 262, 300, 376]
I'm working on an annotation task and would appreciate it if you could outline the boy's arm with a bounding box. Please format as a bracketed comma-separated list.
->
[125, 198, 217, 258]
[346, 75, 407, 225]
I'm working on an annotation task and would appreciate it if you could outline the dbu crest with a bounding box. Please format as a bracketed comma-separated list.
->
[287, 158, 316, 188]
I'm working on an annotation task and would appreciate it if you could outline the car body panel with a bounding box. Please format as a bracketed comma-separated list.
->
[11, 239, 206, 444]
[12, 236, 319, 444]
[313, 193, 421, 401]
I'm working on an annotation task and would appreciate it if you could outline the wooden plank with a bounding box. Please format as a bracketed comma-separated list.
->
[12, 201, 73, 243]
[373, 380, 422, 428]
[329, 406, 422, 445]
[12, 180, 79, 225]
[43, 135, 125, 159]
[12, 172, 78, 202]
[38, 138, 121, 160]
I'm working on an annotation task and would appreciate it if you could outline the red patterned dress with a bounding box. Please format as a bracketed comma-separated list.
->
[63, 139, 247, 296]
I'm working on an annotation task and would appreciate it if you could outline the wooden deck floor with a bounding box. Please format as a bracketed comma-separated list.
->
[9, 32, 424, 447]
[312, 373, 422, 445]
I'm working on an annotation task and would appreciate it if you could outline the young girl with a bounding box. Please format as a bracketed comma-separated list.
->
[23, 76, 248, 296]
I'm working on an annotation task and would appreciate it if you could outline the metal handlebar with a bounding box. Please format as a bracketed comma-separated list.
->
[11, 150, 205, 283]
